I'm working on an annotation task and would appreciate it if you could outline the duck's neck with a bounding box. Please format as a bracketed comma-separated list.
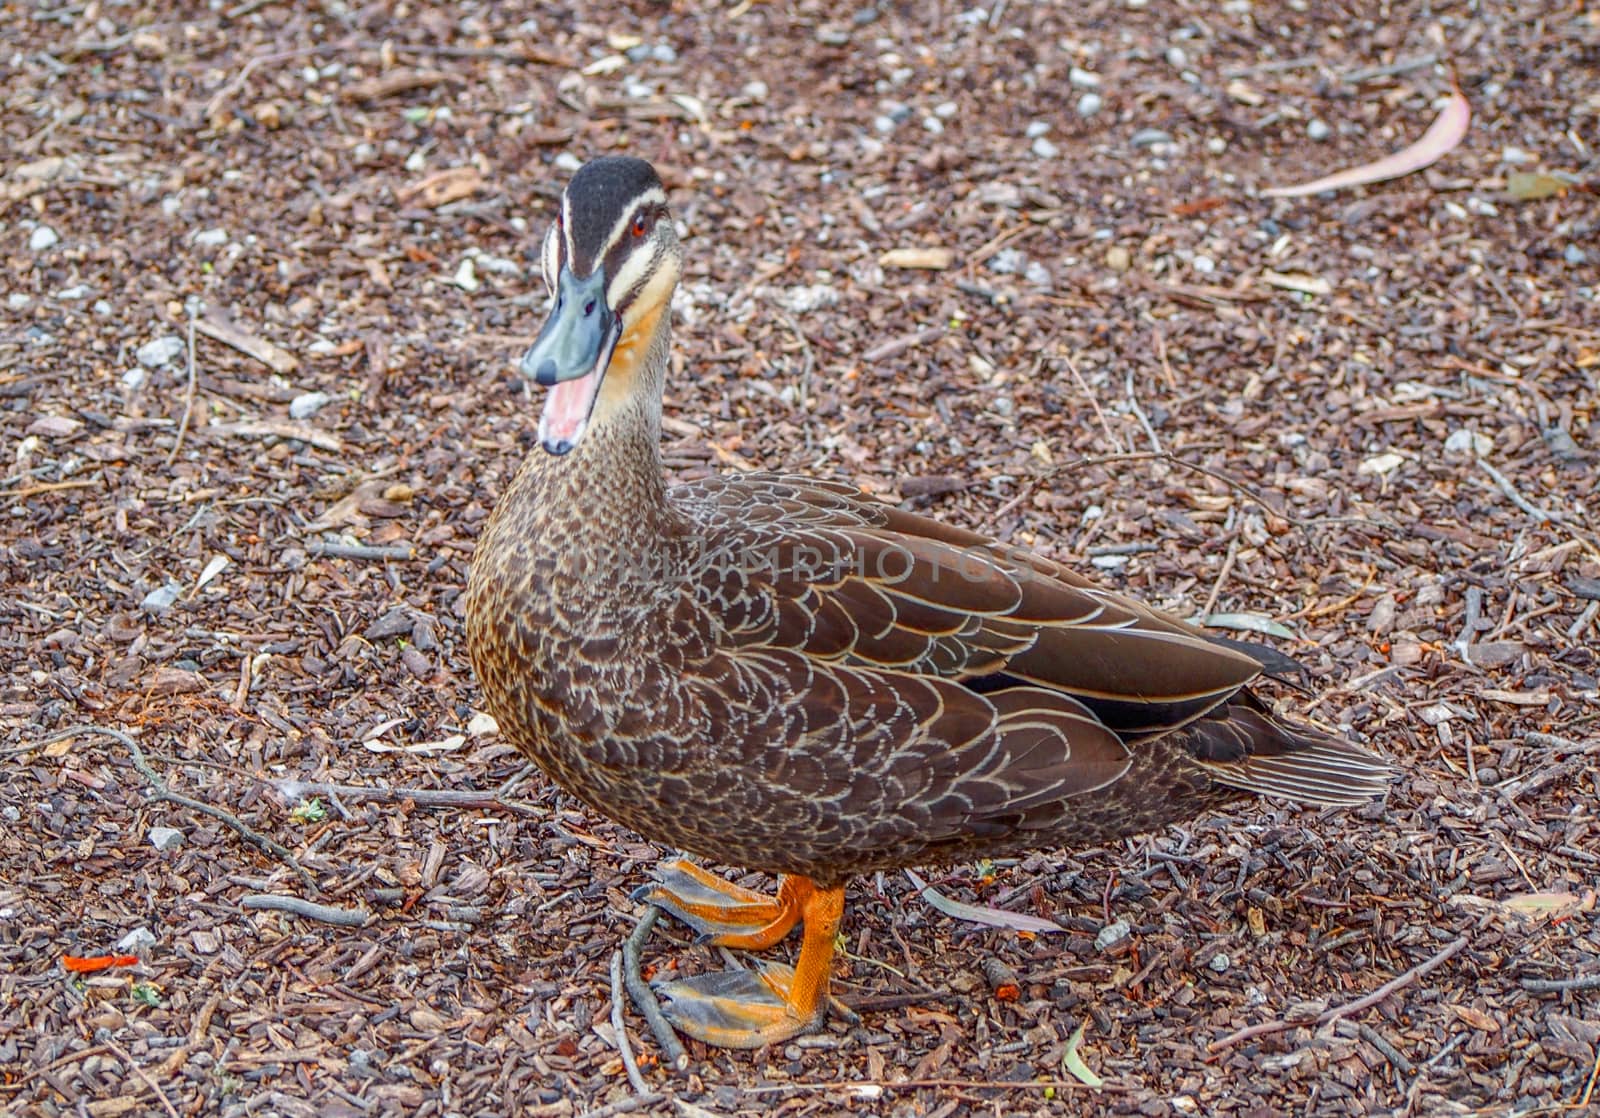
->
[512, 323, 677, 581]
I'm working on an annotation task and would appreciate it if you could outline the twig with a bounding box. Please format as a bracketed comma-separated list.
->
[270, 778, 538, 816]
[623, 906, 689, 1072]
[1477, 456, 1584, 537]
[240, 894, 369, 926]
[1521, 972, 1600, 994]
[1208, 935, 1469, 1053]
[862, 326, 942, 364]
[102, 1037, 180, 1118]
[307, 540, 416, 562]
[5, 478, 102, 502]
[36, 725, 320, 894]
[1199, 535, 1240, 620]
[1341, 54, 1438, 83]
[1061, 353, 1122, 451]
[1125, 370, 1162, 454]
[559, 1096, 662, 1118]
[1357, 1022, 1415, 1075]
[609, 951, 651, 1095]
[165, 306, 199, 466]
[156, 991, 224, 1077]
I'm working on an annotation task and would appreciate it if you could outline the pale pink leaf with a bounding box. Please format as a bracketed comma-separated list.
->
[904, 869, 1063, 934]
[1263, 87, 1471, 198]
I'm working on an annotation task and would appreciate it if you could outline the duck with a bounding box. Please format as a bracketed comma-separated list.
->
[464, 155, 1393, 1050]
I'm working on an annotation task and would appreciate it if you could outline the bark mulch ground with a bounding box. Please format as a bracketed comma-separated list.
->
[3, 2, 1597, 1115]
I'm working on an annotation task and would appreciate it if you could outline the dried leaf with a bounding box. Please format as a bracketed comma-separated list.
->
[904, 869, 1063, 934]
[398, 166, 484, 209]
[1447, 1003, 1500, 1032]
[1198, 612, 1298, 640]
[1259, 270, 1333, 297]
[1263, 87, 1470, 198]
[1506, 171, 1571, 201]
[1062, 1020, 1104, 1087]
[879, 247, 955, 270]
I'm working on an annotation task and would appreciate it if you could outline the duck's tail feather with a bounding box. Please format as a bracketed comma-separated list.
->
[1176, 691, 1395, 807]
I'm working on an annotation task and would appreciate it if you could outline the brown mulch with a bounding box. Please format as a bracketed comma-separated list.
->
[3, 1, 1598, 1115]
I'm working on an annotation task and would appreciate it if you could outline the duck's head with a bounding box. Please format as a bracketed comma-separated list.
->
[520, 156, 681, 455]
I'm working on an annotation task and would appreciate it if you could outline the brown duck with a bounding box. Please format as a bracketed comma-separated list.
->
[465, 156, 1392, 1049]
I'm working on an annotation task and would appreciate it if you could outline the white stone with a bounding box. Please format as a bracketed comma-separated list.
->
[136, 336, 184, 367]
[29, 225, 59, 252]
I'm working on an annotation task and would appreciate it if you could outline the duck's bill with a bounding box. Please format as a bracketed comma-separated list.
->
[520, 266, 619, 456]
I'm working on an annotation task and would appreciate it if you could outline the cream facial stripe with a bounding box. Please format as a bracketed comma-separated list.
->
[590, 186, 667, 268]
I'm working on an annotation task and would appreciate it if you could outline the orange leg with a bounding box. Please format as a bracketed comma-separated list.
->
[644, 865, 847, 1048]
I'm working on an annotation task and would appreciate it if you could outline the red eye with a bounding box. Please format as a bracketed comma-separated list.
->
[632, 215, 648, 237]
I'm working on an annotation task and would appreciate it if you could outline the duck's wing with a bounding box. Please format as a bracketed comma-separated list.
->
[672, 472, 1264, 735]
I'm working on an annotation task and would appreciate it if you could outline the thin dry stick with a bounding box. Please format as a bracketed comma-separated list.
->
[270, 778, 539, 817]
[1060, 353, 1122, 451]
[622, 906, 689, 1072]
[1198, 535, 1240, 620]
[1208, 935, 1470, 1053]
[240, 894, 369, 926]
[1125, 370, 1163, 454]
[609, 951, 650, 1096]
[36, 726, 319, 893]
[165, 306, 199, 466]
[1521, 973, 1600, 994]
[102, 1037, 180, 1118]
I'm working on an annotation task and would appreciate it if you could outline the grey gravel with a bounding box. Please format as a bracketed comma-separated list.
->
[148, 826, 185, 852]
[289, 391, 332, 419]
[136, 336, 184, 367]
[1076, 92, 1103, 117]
[141, 583, 183, 613]
[29, 225, 59, 252]
[1130, 128, 1173, 148]
[1031, 137, 1060, 159]
[1069, 66, 1101, 88]
[193, 228, 228, 247]
[1025, 121, 1051, 139]
[116, 927, 158, 953]
[1308, 118, 1332, 141]
[1209, 953, 1232, 974]
[1095, 919, 1132, 950]
[1565, 244, 1587, 266]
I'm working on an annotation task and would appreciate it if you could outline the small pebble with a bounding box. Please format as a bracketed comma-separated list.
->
[1106, 245, 1131, 272]
[1076, 92, 1103, 118]
[1209, 953, 1231, 974]
[1501, 146, 1535, 165]
[7, 293, 30, 310]
[1025, 121, 1051, 139]
[193, 228, 228, 248]
[1207, 136, 1227, 154]
[933, 100, 958, 119]
[554, 152, 582, 173]
[1192, 255, 1215, 274]
[651, 43, 677, 63]
[1565, 244, 1587, 266]
[1069, 66, 1101, 88]
[57, 284, 90, 300]
[94, 300, 113, 316]
[1130, 128, 1173, 148]
[742, 80, 769, 101]
[988, 247, 1024, 274]
[1031, 137, 1060, 159]
[29, 225, 60, 252]
[1165, 46, 1188, 69]
[450, 257, 480, 292]
[141, 583, 183, 613]
[148, 826, 185, 852]
[117, 927, 158, 953]
[121, 367, 147, 391]
[289, 391, 332, 419]
[1095, 919, 1131, 950]
[1308, 119, 1332, 142]
[136, 336, 184, 368]
[1023, 260, 1052, 288]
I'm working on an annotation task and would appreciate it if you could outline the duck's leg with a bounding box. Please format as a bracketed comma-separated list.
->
[642, 866, 845, 1048]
